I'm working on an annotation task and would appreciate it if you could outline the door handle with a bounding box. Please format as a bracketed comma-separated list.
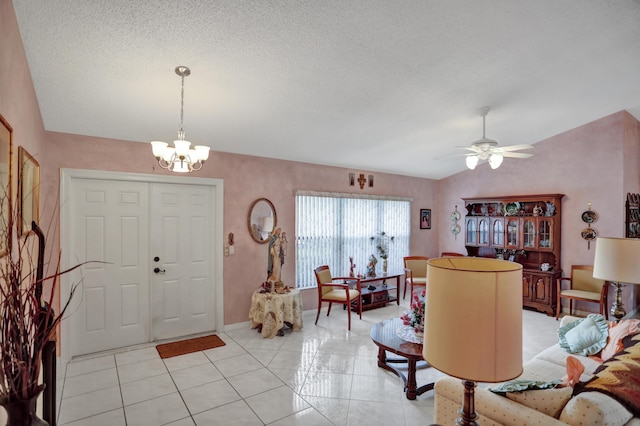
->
[154, 267, 166, 274]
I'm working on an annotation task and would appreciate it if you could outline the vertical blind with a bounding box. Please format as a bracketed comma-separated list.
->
[295, 192, 411, 288]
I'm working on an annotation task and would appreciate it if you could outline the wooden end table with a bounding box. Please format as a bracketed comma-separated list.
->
[370, 317, 434, 400]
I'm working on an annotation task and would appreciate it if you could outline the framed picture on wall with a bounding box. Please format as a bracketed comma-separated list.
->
[18, 146, 39, 236]
[0, 114, 12, 256]
[420, 208, 431, 230]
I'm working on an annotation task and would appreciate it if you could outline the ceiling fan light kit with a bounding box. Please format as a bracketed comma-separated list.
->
[463, 107, 533, 170]
[150, 66, 211, 173]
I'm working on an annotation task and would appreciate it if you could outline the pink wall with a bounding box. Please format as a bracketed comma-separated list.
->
[0, 0, 46, 200]
[437, 111, 640, 315]
[47, 132, 438, 324]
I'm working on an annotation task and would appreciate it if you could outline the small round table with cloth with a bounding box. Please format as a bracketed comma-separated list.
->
[249, 288, 303, 338]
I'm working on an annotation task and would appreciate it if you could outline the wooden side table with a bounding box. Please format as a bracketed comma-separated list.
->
[370, 317, 434, 400]
[249, 289, 303, 338]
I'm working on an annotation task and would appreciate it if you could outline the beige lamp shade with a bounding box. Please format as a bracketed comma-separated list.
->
[593, 237, 640, 284]
[262, 216, 274, 233]
[423, 257, 523, 383]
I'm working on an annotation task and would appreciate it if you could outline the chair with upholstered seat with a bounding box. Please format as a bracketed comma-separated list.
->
[314, 265, 362, 330]
[403, 256, 429, 299]
[556, 265, 608, 320]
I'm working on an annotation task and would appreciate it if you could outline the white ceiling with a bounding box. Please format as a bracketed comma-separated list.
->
[13, 0, 640, 180]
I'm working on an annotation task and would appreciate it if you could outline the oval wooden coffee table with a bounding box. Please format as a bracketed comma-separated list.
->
[370, 317, 434, 400]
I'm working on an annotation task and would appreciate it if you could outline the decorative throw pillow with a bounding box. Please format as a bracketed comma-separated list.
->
[599, 319, 640, 361]
[559, 355, 585, 388]
[574, 332, 640, 417]
[558, 314, 608, 356]
[489, 379, 560, 394]
[506, 387, 573, 418]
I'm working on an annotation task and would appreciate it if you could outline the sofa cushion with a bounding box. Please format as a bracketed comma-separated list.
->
[559, 391, 632, 426]
[506, 387, 573, 418]
[535, 344, 602, 376]
[558, 314, 608, 356]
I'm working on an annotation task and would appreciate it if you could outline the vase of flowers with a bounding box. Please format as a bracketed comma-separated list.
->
[370, 231, 394, 274]
[400, 289, 426, 337]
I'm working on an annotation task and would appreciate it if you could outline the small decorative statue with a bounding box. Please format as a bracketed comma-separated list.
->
[366, 254, 378, 277]
[546, 202, 555, 216]
[533, 204, 543, 216]
[267, 228, 287, 290]
[370, 231, 394, 274]
[349, 256, 356, 278]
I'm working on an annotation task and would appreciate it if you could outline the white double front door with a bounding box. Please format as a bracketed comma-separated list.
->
[62, 170, 222, 357]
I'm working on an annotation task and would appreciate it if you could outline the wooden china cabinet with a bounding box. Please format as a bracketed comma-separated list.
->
[463, 194, 564, 315]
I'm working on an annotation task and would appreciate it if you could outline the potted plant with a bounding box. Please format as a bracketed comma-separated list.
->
[0, 203, 84, 425]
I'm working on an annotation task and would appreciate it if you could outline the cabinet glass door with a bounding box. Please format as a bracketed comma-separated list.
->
[506, 218, 519, 248]
[491, 218, 504, 247]
[478, 218, 489, 246]
[538, 218, 553, 250]
[466, 218, 477, 245]
[522, 218, 535, 248]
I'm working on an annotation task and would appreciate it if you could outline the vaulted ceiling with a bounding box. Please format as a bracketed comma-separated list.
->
[13, 0, 640, 179]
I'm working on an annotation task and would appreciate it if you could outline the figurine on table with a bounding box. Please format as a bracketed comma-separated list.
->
[366, 254, 377, 277]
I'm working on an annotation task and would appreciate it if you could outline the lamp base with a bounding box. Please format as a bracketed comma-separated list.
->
[457, 380, 479, 426]
[610, 282, 626, 322]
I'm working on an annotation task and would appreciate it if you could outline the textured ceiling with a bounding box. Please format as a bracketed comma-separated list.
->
[12, 0, 640, 179]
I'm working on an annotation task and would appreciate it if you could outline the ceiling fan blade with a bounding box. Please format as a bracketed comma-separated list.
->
[501, 152, 533, 158]
[432, 152, 475, 160]
[498, 144, 534, 152]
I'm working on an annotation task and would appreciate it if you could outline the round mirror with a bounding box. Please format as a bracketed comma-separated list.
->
[248, 198, 277, 244]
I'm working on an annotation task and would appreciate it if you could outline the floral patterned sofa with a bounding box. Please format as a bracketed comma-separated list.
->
[433, 315, 640, 426]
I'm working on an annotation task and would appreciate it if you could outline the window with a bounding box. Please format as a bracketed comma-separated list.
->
[295, 192, 411, 288]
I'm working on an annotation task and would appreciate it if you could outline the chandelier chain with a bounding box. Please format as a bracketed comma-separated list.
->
[178, 71, 186, 140]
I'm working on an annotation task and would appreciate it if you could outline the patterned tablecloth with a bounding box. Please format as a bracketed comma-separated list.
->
[249, 288, 303, 338]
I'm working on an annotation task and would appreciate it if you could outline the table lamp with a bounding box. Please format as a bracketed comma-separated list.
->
[423, 257, 523, 426]
[593, 237, 640, 322]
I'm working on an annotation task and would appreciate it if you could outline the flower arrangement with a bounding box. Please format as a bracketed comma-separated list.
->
[401, 289, 426, 335]
[370, 231, 394, 259]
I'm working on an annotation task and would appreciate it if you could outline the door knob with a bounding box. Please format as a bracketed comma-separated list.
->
[154, 267, 166, 274]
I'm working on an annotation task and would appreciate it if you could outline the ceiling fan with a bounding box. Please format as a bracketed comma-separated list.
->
[460, 107, 533, 170]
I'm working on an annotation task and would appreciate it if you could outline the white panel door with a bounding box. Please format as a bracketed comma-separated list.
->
[69, 179, 150, 356]
[150, 183, 215, 340]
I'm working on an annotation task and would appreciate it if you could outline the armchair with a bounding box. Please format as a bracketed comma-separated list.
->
[556, 265, 608, 320]
[403, 256, 428, 299]
[314, 265, 362, 330]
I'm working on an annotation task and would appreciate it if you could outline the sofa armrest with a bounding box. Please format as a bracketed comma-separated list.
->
[434, 377, 568, 426]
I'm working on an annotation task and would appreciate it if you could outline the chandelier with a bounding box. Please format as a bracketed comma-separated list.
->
[150, 66, 210, 173]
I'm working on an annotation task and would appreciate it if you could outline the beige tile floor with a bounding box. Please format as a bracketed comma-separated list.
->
[55, 298, 560, 425]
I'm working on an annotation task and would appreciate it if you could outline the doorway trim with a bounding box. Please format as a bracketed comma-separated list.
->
[60, 168, 224, 361]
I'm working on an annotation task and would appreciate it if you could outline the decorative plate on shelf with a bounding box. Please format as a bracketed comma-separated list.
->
[581, 210, 598, 224]
[451, 223, 461, 235]
[450, 210, 461, 222]
[504, 202, 520, 216]
[581, 227, 597, 240]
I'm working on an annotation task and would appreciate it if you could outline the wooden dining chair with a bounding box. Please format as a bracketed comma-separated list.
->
[314, 265, 362, 330]
[403, 256, 429, 299]
[440, 251, 465, 257]
[556, 265, 608, 320]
